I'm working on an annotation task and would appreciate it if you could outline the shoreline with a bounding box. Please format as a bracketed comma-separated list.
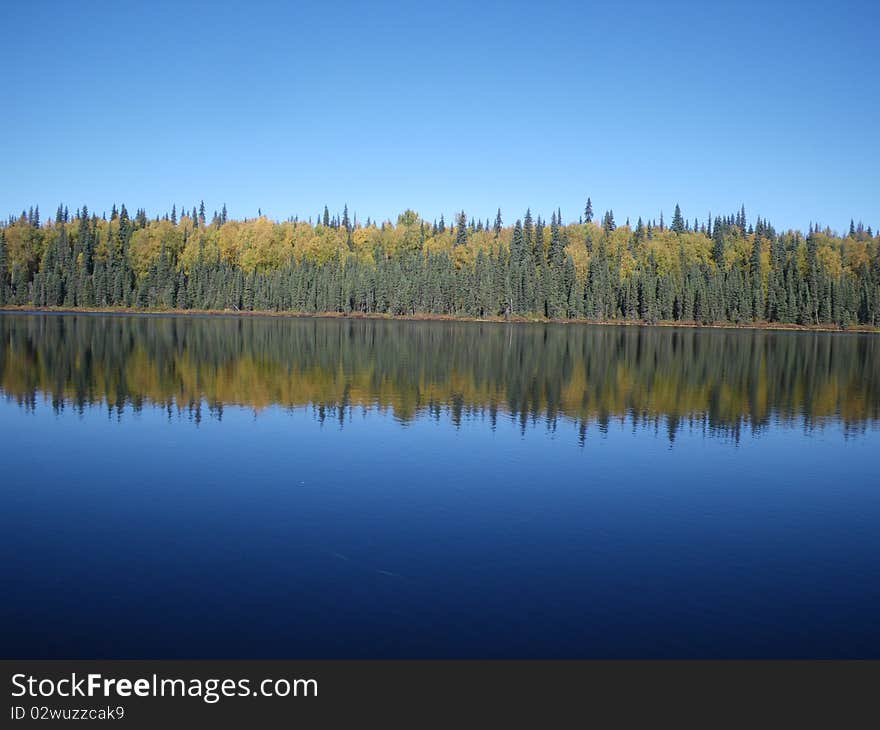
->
[0, 305, 877, 334]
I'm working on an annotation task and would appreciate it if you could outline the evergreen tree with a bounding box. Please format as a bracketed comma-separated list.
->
[750, 231, 764, 319]
[534, 216, 546, 266]
[602, 210, 615, 233]
[671, 204, 685, 234]
[0, 229, 7, 304]
[455, 211, 468, 246]
[713, 218, 725, 270]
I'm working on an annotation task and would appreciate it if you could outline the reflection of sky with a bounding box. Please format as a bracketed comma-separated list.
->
[4, 388, 879, 445]
[2, 399, 879, 658]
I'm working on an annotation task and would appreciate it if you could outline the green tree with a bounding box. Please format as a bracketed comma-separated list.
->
[0, 230, 8, 305]
[455, 211, 468, 246]
[671, 204, 685, 234]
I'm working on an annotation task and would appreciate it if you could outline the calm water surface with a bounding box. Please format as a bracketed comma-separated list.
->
[1, 312, 879, 658]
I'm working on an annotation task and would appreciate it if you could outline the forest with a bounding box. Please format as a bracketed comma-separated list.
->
[1, 199, 878, 327]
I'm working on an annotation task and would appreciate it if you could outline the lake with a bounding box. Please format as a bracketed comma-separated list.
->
[1, 312, 879, 658]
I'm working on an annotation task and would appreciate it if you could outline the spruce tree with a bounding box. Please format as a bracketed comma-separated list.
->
[0, 229, 7, 305]
[671, 204, 685, 233]
[534, 215, 546, 266]
[750, 232, 764, 320]
[455, 211, 468, 246]
[523, 209, 534, 253]
[602, 210, 615, 233]
[713, 218, 725, 270]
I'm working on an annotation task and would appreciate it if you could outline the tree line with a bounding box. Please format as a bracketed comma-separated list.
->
[1, 200, 878, 327]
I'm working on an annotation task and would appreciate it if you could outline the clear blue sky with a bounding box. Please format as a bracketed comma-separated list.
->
[2, 0, 878, 232]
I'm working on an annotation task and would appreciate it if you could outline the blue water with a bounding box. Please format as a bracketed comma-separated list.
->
[1, 313, 879, 658]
